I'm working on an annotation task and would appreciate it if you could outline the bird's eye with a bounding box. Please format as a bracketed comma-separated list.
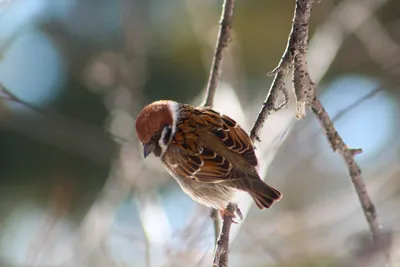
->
[152, 132, 161, 140]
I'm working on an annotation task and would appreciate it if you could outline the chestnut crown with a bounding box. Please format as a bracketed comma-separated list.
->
[135, 100, 174, 144]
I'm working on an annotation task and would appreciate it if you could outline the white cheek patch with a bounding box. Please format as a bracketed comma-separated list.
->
[159, 125, 172, 155]
[168, 101, 180, 137]
[157, 100, 180, 156]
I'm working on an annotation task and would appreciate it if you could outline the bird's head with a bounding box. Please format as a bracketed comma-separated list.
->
[135, 100, 179, 158]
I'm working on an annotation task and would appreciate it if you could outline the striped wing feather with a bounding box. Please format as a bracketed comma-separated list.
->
[165, 106, 257, 183]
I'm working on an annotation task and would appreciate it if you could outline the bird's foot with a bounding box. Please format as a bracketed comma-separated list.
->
[219, 203, 243, 224]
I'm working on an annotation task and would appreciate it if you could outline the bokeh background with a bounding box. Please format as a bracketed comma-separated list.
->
[0, 0, 400, 266]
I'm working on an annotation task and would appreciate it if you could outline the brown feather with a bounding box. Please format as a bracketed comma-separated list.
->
[164, 105, 258, 185]
[137, 101, 282, 209]
[135, 100, 174, 144]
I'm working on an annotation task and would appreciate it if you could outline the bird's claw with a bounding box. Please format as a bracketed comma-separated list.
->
[220, 204, 243, 223]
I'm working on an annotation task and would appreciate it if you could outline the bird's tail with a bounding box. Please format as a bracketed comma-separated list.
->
[247, 180, 282, 209]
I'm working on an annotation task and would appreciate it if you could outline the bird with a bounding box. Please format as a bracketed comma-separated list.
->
[135, 100, 282, 217]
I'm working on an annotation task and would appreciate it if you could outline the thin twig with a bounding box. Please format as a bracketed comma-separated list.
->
[202, 0, 235, 107]
[331, 86, 382, 124]
[310, 98, 381, 239]
[305, 86, 383, 148]
[200, 0, 235, 263]
[0, 83, 131, 145]
[0, 85, 118, 164]
[268, 0, 384, 257]
[249, 67, 290, 142]
[288, 0, 382, 245]
[0, 84, 44, 115]
[229, 0, 384, 249]
[210, 208, 221, 247]
[212, 203, 236, 267]
[250, 0, 321, 141]
[250, 0, 385, 261]
[249, 10, 300, 142]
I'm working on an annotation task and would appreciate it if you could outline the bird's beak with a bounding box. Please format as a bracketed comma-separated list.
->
[143, 143, 155, 158]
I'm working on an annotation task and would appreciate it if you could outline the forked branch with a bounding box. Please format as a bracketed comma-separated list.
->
[251, 0, 383, 251]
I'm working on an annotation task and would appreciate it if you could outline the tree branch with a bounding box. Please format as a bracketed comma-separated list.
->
[212, 203, 236, 267]
[309, 98, 381, 239]
[254, 0, 384, 253]
[290, 0, 382, 244]
[200, 0, 235, 265]
[0, 83, 44, 114]
[210, 208, 221, 250]
[208, 1, 384, 266]
[250, 0, 384, 258]
[202, 0, 235, 107]
[249, 9, 298, 142]
[0, 84, 118, 164]
[0, 84, 132, 145]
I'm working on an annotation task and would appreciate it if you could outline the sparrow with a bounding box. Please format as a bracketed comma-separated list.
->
[135, 100, 282, 215]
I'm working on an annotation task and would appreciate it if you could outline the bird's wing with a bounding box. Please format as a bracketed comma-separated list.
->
[164, 106, 257, 183]
[164, 144, 246, 183]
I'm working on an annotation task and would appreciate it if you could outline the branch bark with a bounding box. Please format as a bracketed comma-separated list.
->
[200, 0, 235, 265]
[212, 203, 236, 267]
[202, 0, 235, 107]
[251, 0, 383, 252]
[293, 0, 382, 244]
[309, 98, 381, 240]
[199, 0, 386, 265]
[210, 208, 221, 250]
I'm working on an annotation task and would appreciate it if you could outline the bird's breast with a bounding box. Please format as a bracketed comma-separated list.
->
[161, 158, 234, 209]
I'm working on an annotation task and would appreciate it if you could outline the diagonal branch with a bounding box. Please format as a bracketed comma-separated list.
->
[249, 6, 301, 142]
[309, 98, 381, 240]
[212, 203, 236, 267]
[202, 0, 235, 107]
[0, 84, 131, 146]
[0, 84, 44, 114]
[289, 0, 382, 245]
[261, 0, 384, 254]
[250, 0, 384, 257]
[201, 0, 386, 266]
[0, 84, 118, 164]
[199, 0, 236, 265]
[210, 208, 221, 249]
[249, 63, 290, 142]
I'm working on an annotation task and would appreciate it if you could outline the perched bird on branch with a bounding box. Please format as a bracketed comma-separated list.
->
[135, 100, 282, 217]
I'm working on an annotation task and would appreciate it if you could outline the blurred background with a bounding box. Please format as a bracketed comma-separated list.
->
[0, 0, 400, 266]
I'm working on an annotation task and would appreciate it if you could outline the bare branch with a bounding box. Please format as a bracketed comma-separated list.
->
[200, 0, 235, 263]
[249, 5, 308, 142]
[0, 84, 117, 164]
[212, 203, 237, 267]
[210, 208, 221, 247]
[250, 0, 384, 260]
[0, 83, 131, 145]
[250, 0, 390, 143]
[250, 67, 290, 142]
[281, 0, 383, 251]
[231, 0, 386, 249]
[331, 86, 382, 123]
[309, 98, 381, 239]
[202, 0, 235, 107]
[0, 83, 45, 115]
[305, 86, 383, 144]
